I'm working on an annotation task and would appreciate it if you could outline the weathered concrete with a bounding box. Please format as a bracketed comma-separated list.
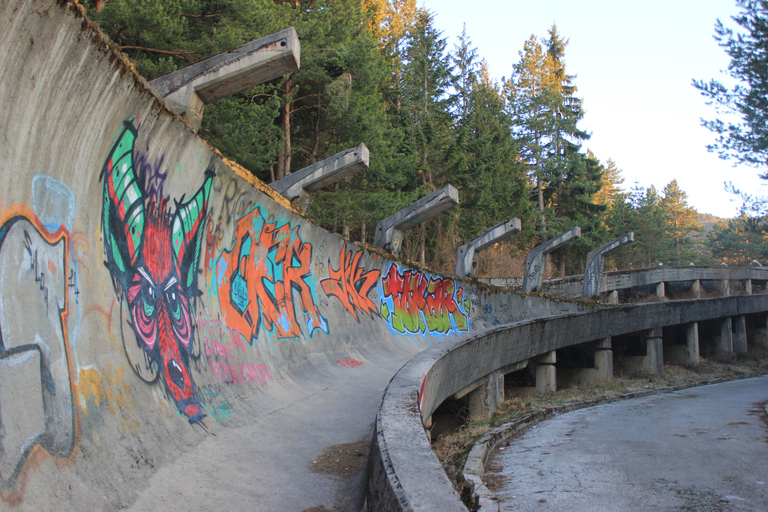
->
[455, 218, 521, 278]
[4, 3, 768, 511]
[0, 3, 590, 509]
[467, 370, 504, 420]
[149, 28, 300, 131]
[664, 322, 700, 365]
[717, 317, 734, 354]
[373, 184, 459, 255]
[534, 351, 557, 394]
[558, 338, 613, 387]
[486, 266, 768, 301]
[582, 232, 634, 299]
[270, 143, 369, 211]
[489, 377, 768, 511]
[620, 327, 664, 374]
[522, 227, 581, 292]
[734, 315, 748, 353]
[369, 295, 768, 509]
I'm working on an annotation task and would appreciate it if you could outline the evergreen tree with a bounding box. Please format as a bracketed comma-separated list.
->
[694, 0, 768, 171]
[506, 26, 590, 244]
[660, 180, 703, 265]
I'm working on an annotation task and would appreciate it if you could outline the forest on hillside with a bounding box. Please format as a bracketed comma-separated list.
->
[83, 0, 768, 276]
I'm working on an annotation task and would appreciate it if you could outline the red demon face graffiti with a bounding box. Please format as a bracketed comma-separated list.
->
[100, 119, 212, 424]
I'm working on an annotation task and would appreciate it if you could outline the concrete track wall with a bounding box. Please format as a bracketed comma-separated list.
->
[369, 294, 768, 510]
[0, 1, 586, 508]
[486, 266, 768, 299]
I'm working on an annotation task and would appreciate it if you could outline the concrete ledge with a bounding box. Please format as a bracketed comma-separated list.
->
[373, 185, 459, 255]
[270, 143, 369, 210]
[149, 27, 300, 130]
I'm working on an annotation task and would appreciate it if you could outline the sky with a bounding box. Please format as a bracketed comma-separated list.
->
[421, 0, 765, 219]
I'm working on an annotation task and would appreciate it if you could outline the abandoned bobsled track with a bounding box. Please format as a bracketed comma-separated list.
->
[1, 1, 767, 511]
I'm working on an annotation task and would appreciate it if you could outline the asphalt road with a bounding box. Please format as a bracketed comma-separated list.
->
[488, 376, 768, 512]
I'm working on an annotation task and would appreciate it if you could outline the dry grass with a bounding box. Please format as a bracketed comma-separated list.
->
[432, 352, 768, 491]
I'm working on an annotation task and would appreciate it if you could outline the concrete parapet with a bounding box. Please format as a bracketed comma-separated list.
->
[149, 28, 300, 131]
[523, 227, 581, 292]
[269, 143, 369, 211]
[373, 184, 459, 255]
[455, 218, 521, 278]
[582, 232, 634, 299]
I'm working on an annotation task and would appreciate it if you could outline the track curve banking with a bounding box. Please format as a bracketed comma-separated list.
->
[0, 2, 586, 510]
[3, 2, 768, 511]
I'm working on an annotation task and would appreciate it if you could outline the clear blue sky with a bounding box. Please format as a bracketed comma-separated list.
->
[422, 0, 765, 218]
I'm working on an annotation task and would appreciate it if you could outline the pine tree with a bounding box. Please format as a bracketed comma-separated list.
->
[660, 180, 703, 265]
[694, 0, 768, 171]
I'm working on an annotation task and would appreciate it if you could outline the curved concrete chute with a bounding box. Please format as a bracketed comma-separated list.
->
[369, 294, 768, 509]
[0, 1, 587, 509]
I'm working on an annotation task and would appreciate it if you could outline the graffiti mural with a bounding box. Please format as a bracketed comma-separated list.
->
[0, 206, 75, 497]
[197, 315, 274, 386]
[379, 263, 470, 336]
[214, 205, 329, 347]
[100, 119, 212, 425]
[320, 248, 380, 321]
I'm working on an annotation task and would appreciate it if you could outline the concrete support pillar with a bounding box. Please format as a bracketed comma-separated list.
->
[535, 351, 557, 394]
[656, 281, 666, 298]
[557, 338, 614, 387]
[686, 322, 700, 365]
[593, 337, 614, 381]
[692, 280, 702, 299]
[608, 290, 619, 304]
[716, 317, 734, 354]
[645, 328, 664, 374]
[664, 322, 700, 365]
[720, 279, 731, 296]
[746, 279, 753, 295]
[734, 315, 747, 353]
[467, 370, 504, 419]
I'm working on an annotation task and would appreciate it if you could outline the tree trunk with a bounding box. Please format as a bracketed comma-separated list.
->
[419, 222, 426, 267]
[311, 109, 320, 164]
[537, 175, 547, 239]
[276, 73, 295, 180]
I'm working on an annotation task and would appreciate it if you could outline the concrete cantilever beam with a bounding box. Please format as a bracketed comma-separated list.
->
[149, 28, 300, 131]
[523, 227, 581, 292]
[373, 184, 459, 255]
[455, 218, 522, 278]
[582, 232, 635, 299]
[269, 143, 369, 211]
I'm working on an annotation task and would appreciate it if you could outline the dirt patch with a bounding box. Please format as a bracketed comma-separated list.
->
[309, 441, 369, 478]
[748, 400, 768, 443]
[674, 485, 732, 512]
